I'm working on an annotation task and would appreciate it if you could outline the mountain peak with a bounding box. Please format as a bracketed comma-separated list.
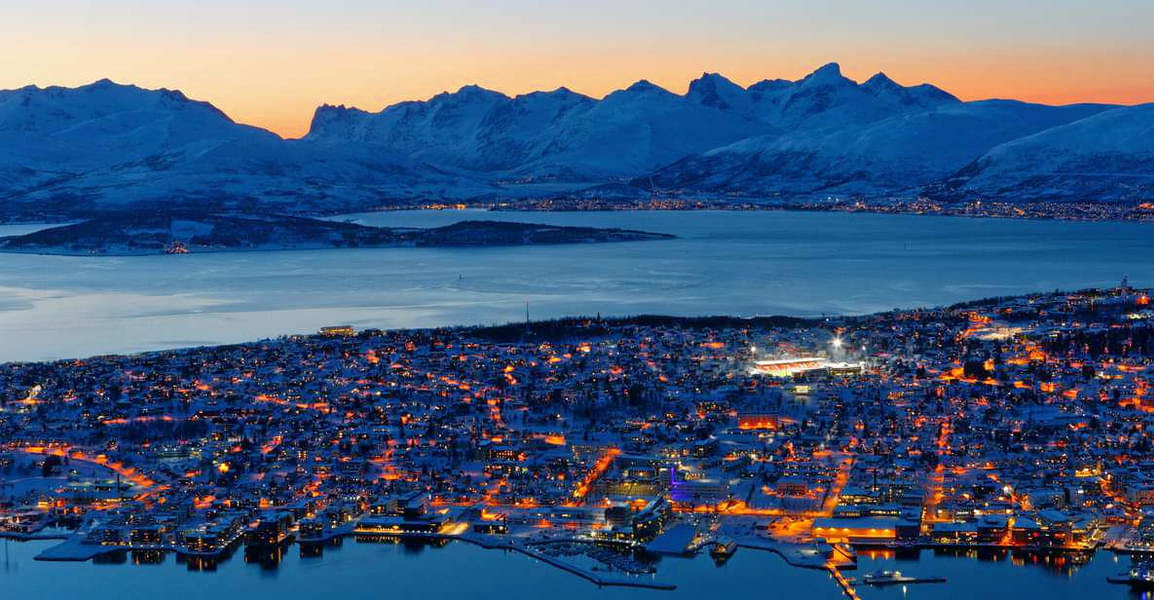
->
[425, 84, 508, 105]
[74, 78, 138, 94]
[314, 103, 359, 113]
[801, 62, 848, 85]
[306, 103, 371, 139]
[863, 72, 899, 91]
[625, 79, 669, 94]
[541, 86, 590, 100]
[453, 84, 507, 100]
[688, 72, 739, 90]
[862, 72, 960, 106]
[512, 86, 593, 106]
[67, 79, 195, 107]
[455, 84, 488, 94]
[687, 73, 745, 110]
[693, 72, 731, 83]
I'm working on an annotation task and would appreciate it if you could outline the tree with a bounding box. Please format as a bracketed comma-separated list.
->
[41, 454, 62, 478]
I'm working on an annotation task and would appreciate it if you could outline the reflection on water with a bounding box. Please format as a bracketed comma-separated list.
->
[0, 534, 1143, 599]
[244, 541, 291, 571]
[858, 546, 1096, 579]
[182, 554, 222, 572]
[130, 549, 166, 566]
[929, 546, 1094, 575]
[859, 548, 897, 561]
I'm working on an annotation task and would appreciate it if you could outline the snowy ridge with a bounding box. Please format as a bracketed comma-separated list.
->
[303, 63, 961, 181]
[951, 103, 1154, 202]
[647, 100, 1116, 195]
[0, 65, 1151, 219]
[0, 79, 495, 220]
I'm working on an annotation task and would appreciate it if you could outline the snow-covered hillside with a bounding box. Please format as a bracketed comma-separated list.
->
[0, 80, 493, 219]
[647, 100, 1113, 195]
[950, 103, 1154, 202]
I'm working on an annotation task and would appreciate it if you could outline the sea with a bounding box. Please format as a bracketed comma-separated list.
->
[0, 209, 1151, 363]
[0, 535, 1136, 599]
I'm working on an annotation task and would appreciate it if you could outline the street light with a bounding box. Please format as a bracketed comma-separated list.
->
[831, 337, 843, 350]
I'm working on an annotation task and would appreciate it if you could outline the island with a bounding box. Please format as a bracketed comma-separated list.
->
[0, 212, 675, 256]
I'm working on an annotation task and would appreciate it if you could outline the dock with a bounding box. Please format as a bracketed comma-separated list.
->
[337, 528, 677, 590]
[863, 575, 947, 586]
[29, 520, 670, 591]
[644, 523, 697, 556]
[827, 565, 861, 600]
[509, 543, 676, 591]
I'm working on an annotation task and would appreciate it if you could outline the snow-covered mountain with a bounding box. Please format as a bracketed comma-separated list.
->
[303, 63, 960, 182]
[0, 80, 493, 220]
[744, 64, 959, 131]
[948, 103, 1154, 202]
[0, 78, 273, 167]
[646, 99, 1114, 195]
[307, 76, 769, 181]
[0, 65, 1150, 220]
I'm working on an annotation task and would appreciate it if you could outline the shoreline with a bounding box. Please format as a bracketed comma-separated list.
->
[0, 234, 674, 258]
[0, 215, 675, 258]
[8, 527, 1122, 591]
[18, 529, 679, 591]
[376, 201, 1154, 224]
[0, 284, 1134, 367]
[3, 201, 1154, 229]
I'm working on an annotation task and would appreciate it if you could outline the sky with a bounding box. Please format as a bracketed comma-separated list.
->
[4, 0, 1153, 138]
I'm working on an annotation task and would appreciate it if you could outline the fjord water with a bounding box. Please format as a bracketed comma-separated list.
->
[1, 210, 1152, 363]
[0, 537, 1128, 599]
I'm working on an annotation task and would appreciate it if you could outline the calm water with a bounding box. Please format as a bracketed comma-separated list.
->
[0, 538, 1136, 599]
[0, 210, 1151, 363]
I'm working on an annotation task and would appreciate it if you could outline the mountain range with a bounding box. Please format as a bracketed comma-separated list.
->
[2, 63, 1152, 220]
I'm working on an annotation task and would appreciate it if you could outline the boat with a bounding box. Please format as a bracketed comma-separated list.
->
[710, 537, 737, 559]
[1107, 561, 1154, 588]
[862, 570, 946, 585]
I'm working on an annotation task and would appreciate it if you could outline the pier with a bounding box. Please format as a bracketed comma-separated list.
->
[827, 565, 861, 600]
[296, 528, 678, 591]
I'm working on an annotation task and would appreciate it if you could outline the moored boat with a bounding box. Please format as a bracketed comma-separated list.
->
[710, 536, 737, 559]
[863, 570, 946, 585]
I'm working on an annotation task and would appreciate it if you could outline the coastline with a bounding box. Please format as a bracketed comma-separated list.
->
[0, 234, 674, 258]
[384, 199, 1154, 224]
[18, 528, 679, 590]
[3, 200, 1154, 229]
[0, 215, 675, 257]
[6, 526, 1125, 594]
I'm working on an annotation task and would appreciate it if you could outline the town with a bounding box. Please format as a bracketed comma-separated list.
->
[2, 284, 1153, 595]
[432, 197, 1154, 223]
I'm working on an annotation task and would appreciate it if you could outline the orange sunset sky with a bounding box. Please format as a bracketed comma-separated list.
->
[4, 0, 1153, 138]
